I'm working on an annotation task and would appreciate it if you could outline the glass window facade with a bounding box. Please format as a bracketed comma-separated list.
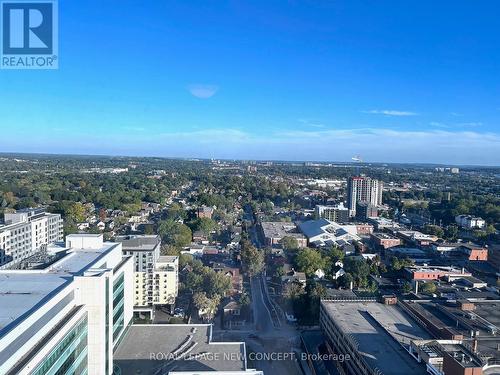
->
[105, 277, 110, 375]
[113, 272, 125, 345]
[32, 316, 88, 375]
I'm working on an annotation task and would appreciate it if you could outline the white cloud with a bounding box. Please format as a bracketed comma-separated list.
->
[430, 122, 449, 128]
[457, 122, 482, 128]
[187, 84, 219, 99]
[297, 118, 326, 128]
[430, 121, 482, 129]
[362, 110, 418, 116]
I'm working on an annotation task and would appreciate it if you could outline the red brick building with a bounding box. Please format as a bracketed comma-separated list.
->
[355, 223, 374, 235]
[197, 205, 214, 219]
[461, 244, 488, 261]
[371, 232, 401, 249]
[404, 266, 472, 281]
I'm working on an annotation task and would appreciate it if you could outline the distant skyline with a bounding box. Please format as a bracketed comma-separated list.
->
[1, 1, 499, 165]
[1, 151, 498, 169]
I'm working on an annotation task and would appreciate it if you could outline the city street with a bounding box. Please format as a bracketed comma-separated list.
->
[214, 274, 303, 375]
[212, 218, 303, 375]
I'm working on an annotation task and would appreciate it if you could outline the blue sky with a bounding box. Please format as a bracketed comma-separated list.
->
[1, 0, 499, 165]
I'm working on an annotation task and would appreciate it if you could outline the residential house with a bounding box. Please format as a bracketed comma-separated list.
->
[222, 299, 246, 329]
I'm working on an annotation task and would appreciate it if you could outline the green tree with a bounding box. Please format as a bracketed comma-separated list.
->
[329, 246, 344, 262]
[158, 220, 192, 248]
[161, 245, 180, 256]
[402, 281, 412, 294]
[179, 253, 194, 269]
[423, 225, 444, 238]
[296, 248, 326, 277]
[240, 292, 251, 307]
[337, 273, 353, 289]
[2, 192, 16, 207]
[486, 224, 496, 236]
[193, 217, 218, 235]
[421, 282, 437, 294]
[204, 271, 232, 298]
[122, 202, 142, 214]
[343, 257, 370, 287]
[67, 202, 86, 222]
[193, 292, 221, 321]
[166, 202, 186, 220]
[310, 283, 327, 299]
[445, 225, 459, 241]
[284, 282, 305, 300]
[391, 257, 402, 271]
[241, 241, 265, 276]
[185, 272, 204, 293]
[274, 265, 285, 278]
[281, 236, 299, 251]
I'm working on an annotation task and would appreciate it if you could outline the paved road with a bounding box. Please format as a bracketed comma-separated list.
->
[251, 276, 275, 332]
[212, 219, 303, 375]
[216, 275, 302, 375]
[213, 272, 302, 375]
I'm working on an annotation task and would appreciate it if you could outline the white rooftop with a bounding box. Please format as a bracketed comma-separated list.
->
[298, 219, 361, 245]
[0, 235, 119, 332]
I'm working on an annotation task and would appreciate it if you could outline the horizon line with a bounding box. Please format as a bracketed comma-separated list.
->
[0, 151, 498, 169]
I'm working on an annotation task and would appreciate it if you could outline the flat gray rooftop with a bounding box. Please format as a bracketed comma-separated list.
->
[0, 273, 67, 332]
[114, 324, 247, 374]
[0, 243, 118, 332]
[158, 255, 178, 263]
[446, 300, 500, 360]
[116, 235, 160, 251]
[260, 222, 305, 239]
[322, 301, 430, 375]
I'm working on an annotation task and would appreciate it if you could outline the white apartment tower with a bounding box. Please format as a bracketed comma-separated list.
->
[117, 235, 178, 319]
[0, 234, 134, 375]
[0, 208, 64, 268]
[347, 176, 383, 217]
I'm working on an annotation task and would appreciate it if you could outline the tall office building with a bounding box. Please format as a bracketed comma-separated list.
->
[347, 176, 383, 217]
[0, 234, 134, 375]
[0, 208, 64, 268]
[117, 235, 178, 319]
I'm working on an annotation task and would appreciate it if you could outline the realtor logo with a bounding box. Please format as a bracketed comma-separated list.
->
[1, 0, 58, 69]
